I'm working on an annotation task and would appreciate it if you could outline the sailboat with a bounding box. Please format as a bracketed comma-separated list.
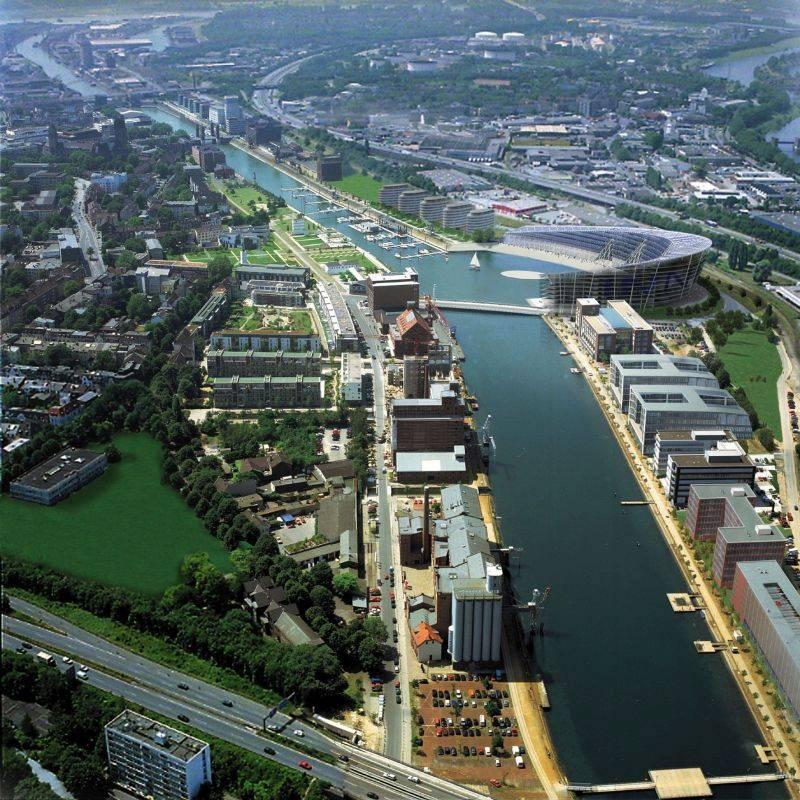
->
[469, 252, 481, 271]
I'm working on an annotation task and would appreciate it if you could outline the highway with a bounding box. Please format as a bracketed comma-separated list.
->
[2, 599, 488, 800]
[72, 178, 106, 278]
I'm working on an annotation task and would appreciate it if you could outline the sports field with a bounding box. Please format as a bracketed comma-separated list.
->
[1, 433, 231, 594]
[330, 173, 383, 204]
[718, 327, 782, 435]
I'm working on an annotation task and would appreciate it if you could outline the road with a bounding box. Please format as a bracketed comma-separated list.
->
[2, 599, 483, 800]
[72, 178, 106, 278]
[346, 296, 411, 761]
[777, 340, 800, 538]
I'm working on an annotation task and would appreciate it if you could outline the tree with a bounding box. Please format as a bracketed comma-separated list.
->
[126, 292, 152, 321]
[93, 349, 117, 371]
[756, 427, 775, 452]
[333, 572, 359, 598]
[104, 444, 121, 463]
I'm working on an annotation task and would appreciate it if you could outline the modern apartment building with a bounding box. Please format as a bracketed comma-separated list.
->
[685, 484, 757, 541]
[341, 352, 373, 405]
[105, 710, 211, 800]
[711, 504, 786, 588]
[665, 442, 756, 507]
[609, 354, 717, 411]
[315, 283, 358, 352]
[397, 188, 429, 216]
[652, 429, 735, 476]
[378, 183, 411, 207]
[246, 280, 305, 307]
[210, 330, 321, 352]
[211, 375, 323, 408]
[420, 195, 448, 225]
[732, 561, 800, 719]
[234, 263, 309, 287]
[628, 385, 752, 455]
[442, 201, 473, 231]
[205, 350, 321, 378]
[10, 448, 107, 505]
[465, 208, 495, 233]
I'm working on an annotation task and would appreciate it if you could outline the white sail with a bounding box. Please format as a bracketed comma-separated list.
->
[470, 252, 480, 270]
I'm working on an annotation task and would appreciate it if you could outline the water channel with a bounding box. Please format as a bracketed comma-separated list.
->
[143, 105, 789, 798]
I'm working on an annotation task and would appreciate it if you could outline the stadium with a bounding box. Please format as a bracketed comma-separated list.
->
[503, 225, 712, 311]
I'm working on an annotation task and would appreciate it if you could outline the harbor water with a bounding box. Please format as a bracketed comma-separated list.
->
[143, 105, 787, 798]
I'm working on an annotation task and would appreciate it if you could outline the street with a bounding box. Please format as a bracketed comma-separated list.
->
[72, 178, 106, 278]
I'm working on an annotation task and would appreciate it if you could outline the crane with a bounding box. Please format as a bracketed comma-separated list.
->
[512, 587, 551, 645]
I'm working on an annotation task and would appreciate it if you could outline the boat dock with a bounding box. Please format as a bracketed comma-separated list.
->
[566, 768, 785, 797]
[620, 499, 653, 506]
[535, 679, 550, 710]
[694, 640, 727, 654]
[667, 593, 704, 612]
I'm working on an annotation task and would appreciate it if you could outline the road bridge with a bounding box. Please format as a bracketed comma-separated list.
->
[434, 299, 544, 315]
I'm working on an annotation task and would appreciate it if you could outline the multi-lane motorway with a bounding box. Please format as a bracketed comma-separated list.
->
[2, 598, 489, 800]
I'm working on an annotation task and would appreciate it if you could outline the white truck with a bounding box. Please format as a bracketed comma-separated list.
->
[36, 651, 55, 665]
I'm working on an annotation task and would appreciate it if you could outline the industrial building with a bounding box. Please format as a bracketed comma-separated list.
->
[665, 441, 756, 507]
[609, 354, 717, 411]
[206, 350, 321, 378]
[575, 298, 654, 361]
[10, 447, 108, 505]
[395, 447, 468, 484]
[652, 429, 736, 476]
[506, 226, 711, 311]
[732, 561, 800, 719]
[403, 355, 429, 398]
[448, 567, 504, 664]
[211, 376, 323, 408]
[367, 268, 419, 315]
[627, 385, 753, 455]
[105, 710, 211, 800]
[685, 483, 758, 541]
[391, 386, 467, 455]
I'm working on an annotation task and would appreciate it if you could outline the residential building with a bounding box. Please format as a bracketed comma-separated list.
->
[419, 196, 448, 225]
[685, 484, 757, 541]
[315, 283, 358, 352]
[412, 621, 444, 663]
[609, 354, 717, 411]
[341, 352, 373, 405]
[105, 710, 211, 800]
[628, 386, 753, 455]
[210, 330, 321, 352]
[189, 291, 228, 338]
[246, 116, 282, 147]
[397, 188, 429, 216]
[575, 298, 654, 361]
[378, 183, 411, 207]
[732, 561, 800, 719]
[652, 429, 736, 476]
[465, 208, 495, 233]
[206, 350, 322, 378]
[666, 442, 756, 508]
[211, 376, 323, 408]
[316, 154, 343, 182]
[247, 280, 305, 307]
[10, 448, 107, 505]
[713, 510, 787, 589]
[234, 263, 308, 287]
[442, 202, 473, 230]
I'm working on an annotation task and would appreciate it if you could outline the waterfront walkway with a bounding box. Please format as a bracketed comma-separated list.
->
[435, 299, 543, 315]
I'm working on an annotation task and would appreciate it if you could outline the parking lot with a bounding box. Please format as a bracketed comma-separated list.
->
[320, 427, 349, 461]
[411, 671, 542, 797]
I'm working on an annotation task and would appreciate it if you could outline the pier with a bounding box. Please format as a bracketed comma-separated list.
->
[620, 499, 653, 506]
[434, 299, 543, 315]
[566, 768, 785, 797]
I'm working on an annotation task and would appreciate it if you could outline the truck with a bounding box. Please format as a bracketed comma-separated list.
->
[36, 651, 55, 665]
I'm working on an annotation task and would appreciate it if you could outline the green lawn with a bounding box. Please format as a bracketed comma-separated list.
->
[330, 173, 383, 204]
[2, 433, 231, 594]
[718, 327, 782, 435]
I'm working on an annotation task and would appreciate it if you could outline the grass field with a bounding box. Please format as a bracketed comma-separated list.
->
[210, 179, 273, 214]
[330, 173, 383, 204]
[1, 433, 231, 594]
[718, 327, 782, 435]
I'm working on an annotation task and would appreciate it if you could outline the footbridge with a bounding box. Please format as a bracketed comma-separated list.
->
[434, 299, 544, 315]
[565, 768, 785, 798]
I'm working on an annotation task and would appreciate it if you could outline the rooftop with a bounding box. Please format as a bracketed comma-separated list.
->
[106, 710, 208, 762]
[395, 447, 467, 475]
[11, 447, 105, 491]
[611, 354, 712, 379]
[631, 385, 747, 413]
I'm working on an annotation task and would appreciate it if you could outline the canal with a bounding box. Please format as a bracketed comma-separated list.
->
[146, 105, 786, 798]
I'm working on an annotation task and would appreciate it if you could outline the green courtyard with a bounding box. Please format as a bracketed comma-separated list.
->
[717, 327, 782, 435]
[330, 173, 383, 204]
[1, 433, 231, 594]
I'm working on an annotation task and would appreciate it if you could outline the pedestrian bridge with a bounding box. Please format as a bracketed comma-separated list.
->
[565, 768, 785, 798]
[434, 299, 545, 315]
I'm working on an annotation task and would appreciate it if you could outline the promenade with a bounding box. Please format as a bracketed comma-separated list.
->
[544, 315, 800, 798]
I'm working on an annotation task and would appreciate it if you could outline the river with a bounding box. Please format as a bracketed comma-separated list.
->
[143, 105, 787, 798]
[704, 41, 800, 86]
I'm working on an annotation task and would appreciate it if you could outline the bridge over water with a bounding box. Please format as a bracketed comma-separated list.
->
[434, 299, 545, 315]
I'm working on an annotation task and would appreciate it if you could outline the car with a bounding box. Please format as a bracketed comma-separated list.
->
[367, 794, 379, 800]
[396, 694, 401, 703]
[22, 642, 32, 650]
[76, 670, 89, 681]
[61, 656, 73, 664]
[299, 761, 312, 770]
[178, 714, 189, 722]
[490, 779, 502, 788]
[437, 747, 444, 756]
[178, 683, 190, 690]
[337, 754, 349, 763]
[382, 772, 396, 781]
[264, 747, 276, 755]
[293, 729, 304, 737]
[408, 775, 420, 783]
[267, 724, 279, 731]
[15, 646, 26, 654]
[463, 745, 469, 756]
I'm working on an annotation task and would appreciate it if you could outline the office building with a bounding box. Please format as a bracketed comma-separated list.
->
[628, 385, 753, 455]
[367, 268, 419, 314]
[442, 202, 473, 231]
[403, 355, 429, 398]
[420, 196, 448, 225]
[713, 509, 787, 588]
[341, 352, 373, 405]
[465, 208, 495, 234]
[211, 376, 323, 408]
[397, 188, 429, 216]
[246, 116, 282, 147]
[732, 561, 800, 719]
[206, 350, 321, 378]
[223, 96, 244, 135]
[105, 710, 211, 800]
[665, 442, 756, 507]
[575, 298, 654, 361]
[316, 154, 343, 182]
[610, 354, 717, 411]
[685, 484, 757, 541]
[652, 429, 736, 476]
[378, 183, 411, 207]
[11, 448, 107, 505]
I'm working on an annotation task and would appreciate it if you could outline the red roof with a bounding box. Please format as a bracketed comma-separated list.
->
[413, 621, 443, 647]
[395, 307, 431, 338]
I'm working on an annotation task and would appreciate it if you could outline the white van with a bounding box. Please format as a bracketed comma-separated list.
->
[479, 714, 486, 727]
[484, 747, 492, 756]
[515, 756, 525, 769]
